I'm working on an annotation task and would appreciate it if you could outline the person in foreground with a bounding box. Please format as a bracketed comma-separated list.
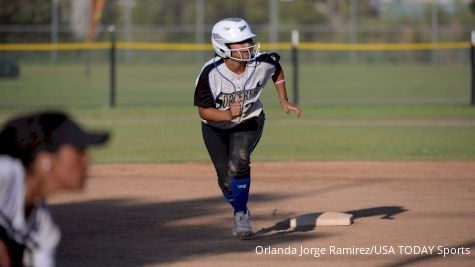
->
[194, 18, 301, 237]
[0, 111, 109, 267]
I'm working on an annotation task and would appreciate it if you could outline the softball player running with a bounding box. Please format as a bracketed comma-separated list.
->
[194, 18, 301, 236]
[0, 111, 109, 266]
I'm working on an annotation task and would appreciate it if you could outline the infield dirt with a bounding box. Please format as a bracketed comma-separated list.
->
[49, 161, 475, 267]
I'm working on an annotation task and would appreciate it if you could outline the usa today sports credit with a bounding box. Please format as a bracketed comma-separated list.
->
[255, 245, 471, 258]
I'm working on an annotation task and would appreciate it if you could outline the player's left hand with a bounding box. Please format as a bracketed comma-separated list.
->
[280, 99, 301, 118]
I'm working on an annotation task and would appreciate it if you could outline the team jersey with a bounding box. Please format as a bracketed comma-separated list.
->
[0, 155, 60, 267]
[194, 52, 281, 129]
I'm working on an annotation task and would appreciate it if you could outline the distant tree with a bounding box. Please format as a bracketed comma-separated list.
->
[133, 0, 194, 25]
[0, 0, 52, 42]
[0, 0, 51, 25]
[470, 0, 475, 16]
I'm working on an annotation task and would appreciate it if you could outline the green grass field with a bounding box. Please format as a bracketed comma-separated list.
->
[0, 62, 474, 162]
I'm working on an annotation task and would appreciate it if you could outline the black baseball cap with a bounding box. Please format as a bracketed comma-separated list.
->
[0, 111, 109, 166]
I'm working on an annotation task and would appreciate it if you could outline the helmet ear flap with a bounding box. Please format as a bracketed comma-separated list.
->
[212, 42, 229, 58]
[219, 46, 228, 56]
[223, 48, 231, 58]
[220, 48, 230, 58]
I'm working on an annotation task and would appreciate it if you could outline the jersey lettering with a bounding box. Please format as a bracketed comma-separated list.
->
[194, 52, 280, 129]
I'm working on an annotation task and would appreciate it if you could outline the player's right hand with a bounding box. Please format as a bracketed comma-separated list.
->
[230, 98, 242, 118]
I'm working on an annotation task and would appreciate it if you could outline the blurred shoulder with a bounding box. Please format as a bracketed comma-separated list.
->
[0, 156, 25, 228]
[0, 155, 24, 190]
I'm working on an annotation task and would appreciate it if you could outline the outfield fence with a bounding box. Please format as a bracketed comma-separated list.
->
[0, 41, 470, 51]
[0, 40, 470, 64]
[0, 37, 473, 109]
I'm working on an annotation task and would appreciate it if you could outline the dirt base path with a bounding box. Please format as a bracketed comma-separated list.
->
[49, 161, 475, 267]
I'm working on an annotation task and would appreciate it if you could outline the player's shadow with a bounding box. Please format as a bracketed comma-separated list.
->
[345, 206, 408, 220]
[50, 193, 329, 267]
[254, 206, 408, 237]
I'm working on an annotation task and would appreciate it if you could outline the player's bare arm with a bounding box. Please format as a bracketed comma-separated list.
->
[198, 99, 242, 121]
[273, 68, 302, 117]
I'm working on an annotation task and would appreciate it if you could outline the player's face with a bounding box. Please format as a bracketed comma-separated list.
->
[51, 144, 91, 190]
[228, 39, 256, 61]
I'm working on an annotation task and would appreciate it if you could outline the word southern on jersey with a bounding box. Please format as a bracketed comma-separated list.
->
[194, 52, 281, 129]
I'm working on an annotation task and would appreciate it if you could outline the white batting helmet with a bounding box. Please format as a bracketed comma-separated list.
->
[211, 18, 260, 61]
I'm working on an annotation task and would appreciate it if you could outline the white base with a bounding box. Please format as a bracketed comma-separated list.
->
[290, 212, 353, 229]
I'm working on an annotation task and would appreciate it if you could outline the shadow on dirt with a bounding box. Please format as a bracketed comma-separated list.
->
[345, 206, 408, 220]
[50, 175, 401, 266]
[51, 193, 326, 267]
[255, 206, 408, 236]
